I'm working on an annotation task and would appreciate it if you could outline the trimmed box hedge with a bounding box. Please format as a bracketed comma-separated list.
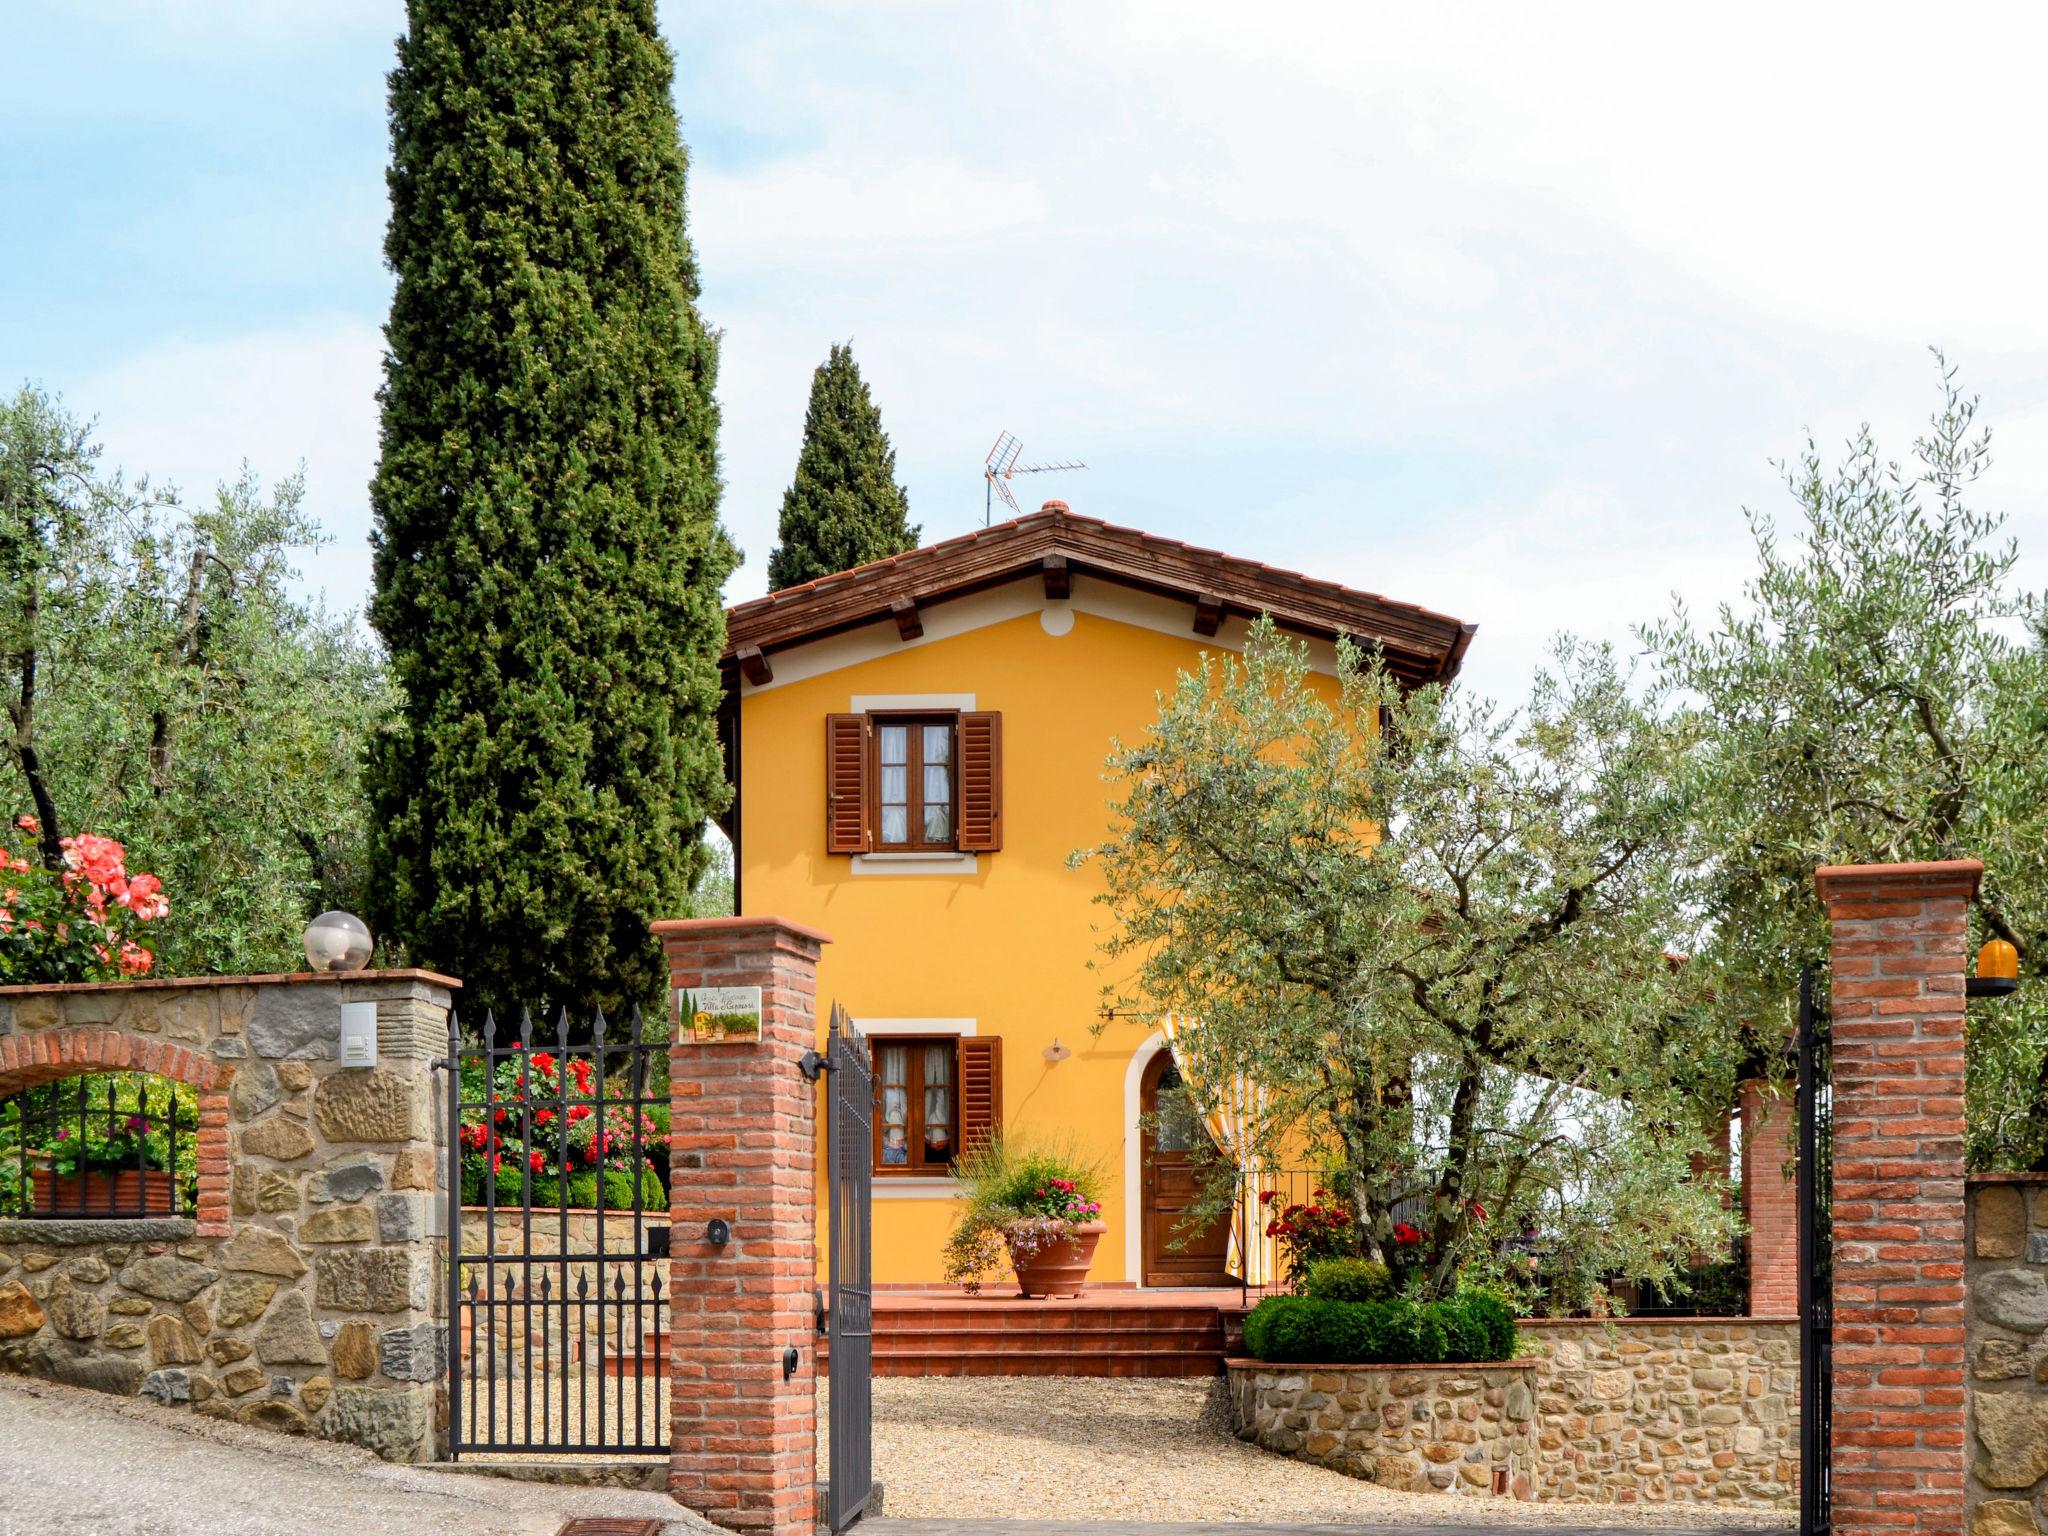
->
[1240, 1289, 1518, 1365]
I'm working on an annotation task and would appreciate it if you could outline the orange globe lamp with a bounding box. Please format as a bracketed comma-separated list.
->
[1969, 937, 2020, 999]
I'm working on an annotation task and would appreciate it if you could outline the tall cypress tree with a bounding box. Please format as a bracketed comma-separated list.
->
[766, 343, 917, 590]
[366, 0, 735, 1025]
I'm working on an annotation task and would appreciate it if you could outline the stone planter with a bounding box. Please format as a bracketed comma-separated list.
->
[29, 1166, 175, 1216]
[1226, 1358, 1536, 1496]
[1008, 1220, 1104, 1298]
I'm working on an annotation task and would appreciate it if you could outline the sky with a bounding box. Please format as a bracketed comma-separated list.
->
[7, 0, 2048, 705]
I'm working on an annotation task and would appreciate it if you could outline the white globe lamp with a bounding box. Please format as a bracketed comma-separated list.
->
[303, 911, 374, 973]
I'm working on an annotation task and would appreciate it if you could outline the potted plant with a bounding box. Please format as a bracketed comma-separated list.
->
[24, 1078, 195, 1216]
[945, 1136, 1107, 1299]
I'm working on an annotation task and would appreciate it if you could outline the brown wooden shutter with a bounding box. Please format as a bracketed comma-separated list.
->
[956, 711, 1003, 852]
[825, 713, 871, 854]
[959, 1036, 1003, 1152]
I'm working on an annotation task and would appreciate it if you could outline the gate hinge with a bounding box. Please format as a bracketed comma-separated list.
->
[798, 1049, 833, 1082]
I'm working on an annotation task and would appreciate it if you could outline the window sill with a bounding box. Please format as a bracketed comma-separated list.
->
[851, 852, 978, 876]
[0, 1215, 196, 1245]
[871, 1177, 965, 1199]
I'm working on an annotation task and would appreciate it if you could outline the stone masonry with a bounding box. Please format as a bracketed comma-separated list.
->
[655, 915, 829, 1536]
[1519, 1318, 1797, 1506]
[0, 972, 455, 1460]
[1965, 1175, 2048, 1534]
[1227, 1360, 1536, 1496]
[1818, 860, 1978, 1536]
[1227, 1318, 1797, 1509]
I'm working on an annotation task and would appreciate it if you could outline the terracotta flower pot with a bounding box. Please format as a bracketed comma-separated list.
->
[1009, 1220, 1106, 1299]
[31, 1167, 175, 1216]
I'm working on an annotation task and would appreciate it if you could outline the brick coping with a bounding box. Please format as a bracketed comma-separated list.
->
[1815, 857, 1984, 899]
[1226, 1356, 1529, 1373]
[650, 913, 833, 946]
[1967, 1171, 2048, 1185]
[0, 967, 460, 997]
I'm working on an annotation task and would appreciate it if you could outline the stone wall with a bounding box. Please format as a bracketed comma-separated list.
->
[1520, 1318, 1797, 1507]
[1228, 1317, 1798, 1510]
[1225, 1359, 1537, 1496]
[0, 973, 455, 1461]
[1965, 1175, 2048, 1534]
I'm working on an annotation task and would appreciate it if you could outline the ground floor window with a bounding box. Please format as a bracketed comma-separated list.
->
[873, 1036, 957, 1173]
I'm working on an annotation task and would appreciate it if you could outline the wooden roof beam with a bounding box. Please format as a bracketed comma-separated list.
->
[737, 646, 772, 687]
[1041, 555, 1071, 600]
[890, 597, 924, 642]
[1192, 593, 1224, 637]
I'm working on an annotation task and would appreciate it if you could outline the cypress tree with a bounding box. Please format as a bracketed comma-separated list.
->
[766, 343, 918, 590]
[365, 0, 735, 1026]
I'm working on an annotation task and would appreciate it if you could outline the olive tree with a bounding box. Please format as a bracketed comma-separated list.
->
[1079, 622, 1740, 1303]
[1642, 356, 2048, 1167]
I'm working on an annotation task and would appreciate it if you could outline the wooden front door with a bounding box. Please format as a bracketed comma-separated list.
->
[1140, 1053, 1233, 1287]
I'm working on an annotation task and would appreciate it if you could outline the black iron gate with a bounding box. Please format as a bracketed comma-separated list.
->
[439, 1007, 670, 1457]
[825, 1002, 875, 1532]
[1797, 964, 1833, 1535]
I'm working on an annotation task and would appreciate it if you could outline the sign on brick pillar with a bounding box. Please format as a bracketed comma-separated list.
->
[1816, 860, 1979, 1536]
[1740, 1081, 1800, 1316]
[653, 915, 831, 1536]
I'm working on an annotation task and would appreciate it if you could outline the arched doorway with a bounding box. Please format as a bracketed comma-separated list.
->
[1139, 1052, 1233, 1287]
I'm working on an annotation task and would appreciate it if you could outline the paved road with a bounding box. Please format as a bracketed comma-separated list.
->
[863, 1525, 1791, 1536]
[0, 1373, 705, 1536]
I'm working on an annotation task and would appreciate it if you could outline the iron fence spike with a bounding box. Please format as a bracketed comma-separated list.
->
[592, 1006, 609, 1047]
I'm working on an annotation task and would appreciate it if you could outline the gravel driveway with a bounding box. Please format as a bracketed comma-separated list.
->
[0, 1373, 705, 1536]
[857, 1377, 1796, 1529]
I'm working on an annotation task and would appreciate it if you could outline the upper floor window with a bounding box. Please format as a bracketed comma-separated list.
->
[875, 717, 954, 850]
[825, 710, 1004, 856]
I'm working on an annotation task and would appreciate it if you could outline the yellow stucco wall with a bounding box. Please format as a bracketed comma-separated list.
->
[737, 583, 1335, 1285]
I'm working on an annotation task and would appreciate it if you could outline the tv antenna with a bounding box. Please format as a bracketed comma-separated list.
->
[983, 432, 1085, 526]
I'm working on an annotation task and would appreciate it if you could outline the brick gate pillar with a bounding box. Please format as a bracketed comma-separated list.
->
[653, 915, 831, 1536]
[1739, 1080, 1800, 1317]
[1816, 859, 1980, 1536]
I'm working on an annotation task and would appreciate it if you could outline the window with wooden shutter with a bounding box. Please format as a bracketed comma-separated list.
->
[959, 1036, 1003, 1153]
[825, 713, 871, 854]
[871, 1036, 959, 1173]
[956, 711, 1003, 852]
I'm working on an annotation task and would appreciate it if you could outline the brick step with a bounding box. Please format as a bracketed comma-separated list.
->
[875, 1309, 1223, 1332]
[875, 1323, 1219, 1348]
[870, 1350, 1221, 1378]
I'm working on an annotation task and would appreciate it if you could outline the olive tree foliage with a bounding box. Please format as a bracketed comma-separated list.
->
[1641, 357, 2048, 1167]
[0, 383, 390, 974]
[1078, 622, 1740, 1303]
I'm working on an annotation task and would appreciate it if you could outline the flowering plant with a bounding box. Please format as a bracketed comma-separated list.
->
[944, 1134, 1108, 1293]
[1261, 1186, 1361, 1270]
[1014, 1176, 1102, 1225]
[0, 820, 165, 984]
[456, 1047, 669, 1210]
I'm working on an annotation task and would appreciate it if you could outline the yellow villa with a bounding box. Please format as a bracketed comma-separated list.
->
[717, 502, 1474, 1288]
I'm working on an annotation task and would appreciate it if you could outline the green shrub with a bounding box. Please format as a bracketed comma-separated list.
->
[1302, 1257, 1393, 1303]
[1242, 1289, 1519, 1365]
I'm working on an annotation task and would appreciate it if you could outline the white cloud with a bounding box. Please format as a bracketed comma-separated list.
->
[29, 0, 2048, 707]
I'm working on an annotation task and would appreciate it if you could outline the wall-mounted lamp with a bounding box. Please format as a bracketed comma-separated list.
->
[1969, 938, 2021, 1000]
[705, 1217, 732, 1247]
[1043, 1039, 1072, 1063]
